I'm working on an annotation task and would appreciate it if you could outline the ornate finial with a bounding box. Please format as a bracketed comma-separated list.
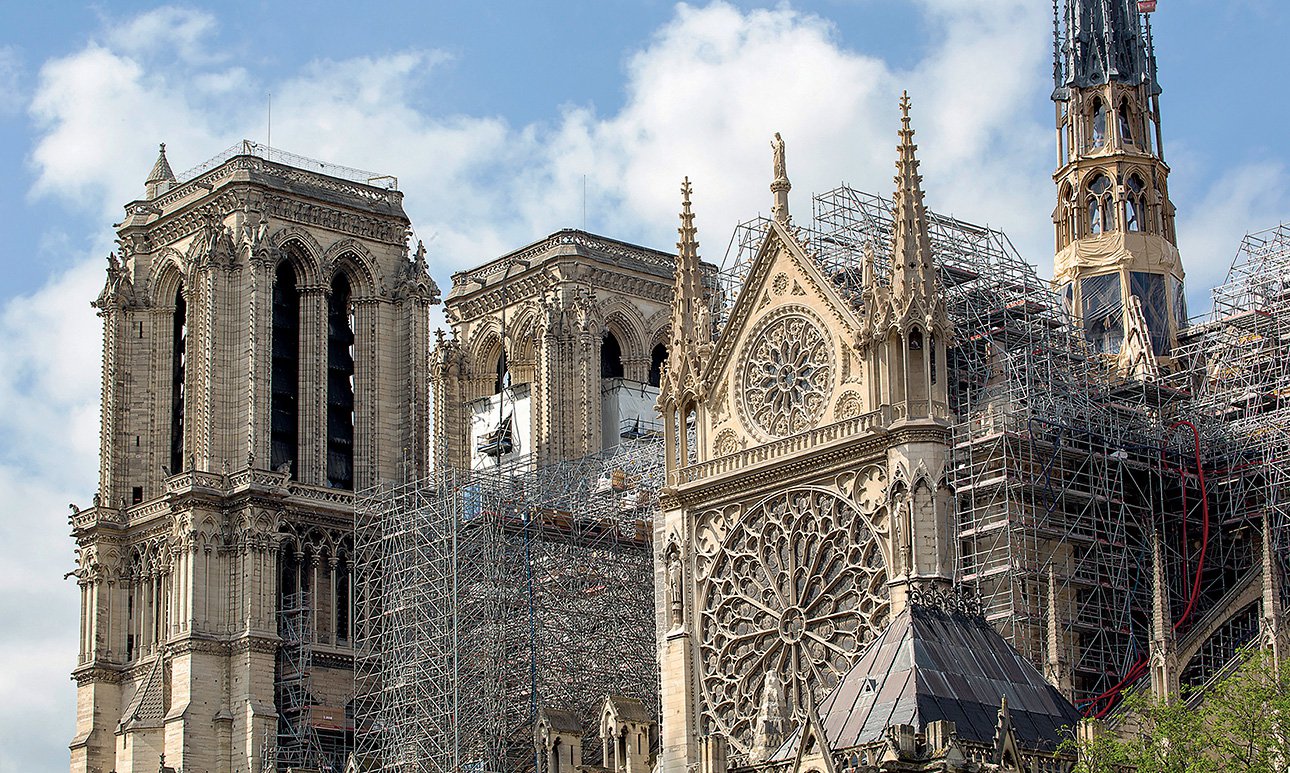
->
[770, 133, 791, 224]
[677, 177, 699, 261]
[899, 91, 912, 129]
[414, 239, 428, 270]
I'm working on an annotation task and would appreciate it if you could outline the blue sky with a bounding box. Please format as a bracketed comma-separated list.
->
[0, 2, 1287, 771]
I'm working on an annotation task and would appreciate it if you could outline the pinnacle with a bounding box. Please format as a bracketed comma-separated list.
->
[146, 142, 176, 186]
[677, 177, 699, 257]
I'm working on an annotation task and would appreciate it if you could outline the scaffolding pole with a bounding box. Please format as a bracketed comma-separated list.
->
[354, 438, 664, 773]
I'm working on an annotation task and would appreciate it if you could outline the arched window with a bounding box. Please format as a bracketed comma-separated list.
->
[493, 347, 509, 394]
[1118, 99, 1134, 145]
[326, 274, 355, 489]
[1058, 183, 1075, 247]
[334, 552, 351, 643]
[601, 331, 625, 379]
[648, 343, 667, 387]
[1087, 175, 1114, 235]
[1125, 174, 1147, 233]
[169, 286, 186, 475]
[271, 262, 300, 475]
[929, 334, 938, 385]
[1091, 98, 1107, 148]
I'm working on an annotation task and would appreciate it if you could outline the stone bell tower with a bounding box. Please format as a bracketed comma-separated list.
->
[431, 229, 680, 472]
[68, 141, 435, 773]
[1052, 0, 1185, 377]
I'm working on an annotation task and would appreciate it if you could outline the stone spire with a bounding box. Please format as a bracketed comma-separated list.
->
[1262, 509, 1286, 668]
[661, 177, 710, 409]
[1054, 0, 1158, 100]
[889, 93, 935, 306]
[671, 177, 705, 350]
[770, 132, 791, 224]
[145, 143, 176, 199]
[1044, 567, 1072, 697]
[1149, 528, 1179, 700]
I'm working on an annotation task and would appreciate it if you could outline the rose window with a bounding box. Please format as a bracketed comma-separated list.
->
[741, 313, 832, 438]
[696, 488, 889, 755]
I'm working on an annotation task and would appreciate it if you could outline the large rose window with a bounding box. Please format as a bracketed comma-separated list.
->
[695, 488, 889, 754]
[740, 313, 833, 438]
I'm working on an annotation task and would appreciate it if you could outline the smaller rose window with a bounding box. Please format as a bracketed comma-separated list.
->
[741, 313, 832, 437]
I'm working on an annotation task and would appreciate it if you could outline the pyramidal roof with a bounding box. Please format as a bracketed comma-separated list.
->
[146, 143, 176, 185]
[778, 604, 1080, 757]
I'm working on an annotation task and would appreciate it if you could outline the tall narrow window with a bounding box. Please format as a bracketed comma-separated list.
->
[494, 348, 509, 394]
[327, 274, 355, 489]
[648, 343, 667, 387]
[601, 331, 625, 379]
[1087, 175, 1113, 234]
[1125, 174, 1147, 233]
[169, 287, 187, 475]
[1091, 98, 1107, 148]
[270, 263, 300, 475]
[1118, 99, 1134, 145]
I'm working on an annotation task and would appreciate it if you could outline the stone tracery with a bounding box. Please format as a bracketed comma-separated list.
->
[695, 487, 889, 754]
[739, 311, 833, 438]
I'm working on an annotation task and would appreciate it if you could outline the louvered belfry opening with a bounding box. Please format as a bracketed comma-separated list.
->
[327, 273, 356, 489]
[271, 261, 301, 476]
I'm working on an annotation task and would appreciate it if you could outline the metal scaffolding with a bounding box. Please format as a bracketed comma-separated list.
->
[270, 590, 350, 772]
[353, 438, 664, 773]
[717, 187, 1283, 716]
[1169, 223, 1290, 688]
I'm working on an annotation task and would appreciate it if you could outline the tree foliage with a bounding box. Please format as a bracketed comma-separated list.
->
[1064, 650, 1290, 773]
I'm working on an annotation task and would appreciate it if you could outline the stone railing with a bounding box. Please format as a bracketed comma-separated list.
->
[671, 407, 891, 487]
[70, 506, 127, 531]
[156, 148, 402, 213]
[453, 229, 674, 287]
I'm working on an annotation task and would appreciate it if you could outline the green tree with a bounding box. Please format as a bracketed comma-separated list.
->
[1065, 649, 1290, 773]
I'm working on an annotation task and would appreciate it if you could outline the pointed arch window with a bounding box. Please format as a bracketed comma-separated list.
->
[169, 286, 186, 475]
[494, 347, 509, 394]
[1087, 175, 1114, 235]
[601, 331, 625, 379]
[1091, 98, 1108, 148]
[327, 273, 355, 489]
[1118, 99, 1134, 146]
[1125, 174, 1147, 233]
[1058, 183, 1075, 247]
[270, 262, 300, 476]
[648, 343, 667, 387]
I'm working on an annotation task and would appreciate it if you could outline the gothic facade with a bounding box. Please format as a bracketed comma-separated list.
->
[68, 143, 435, 773]
[431, 229, 707, 471]
[68, 1, 1290, 772]
[655, 99, 1078, 773]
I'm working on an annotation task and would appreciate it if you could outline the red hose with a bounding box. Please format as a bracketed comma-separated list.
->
[1169, 420, 1210, 632]
[1083, 421, 1210, 717]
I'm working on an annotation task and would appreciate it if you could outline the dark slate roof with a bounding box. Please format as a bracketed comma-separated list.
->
[777, 604, 1080, 758]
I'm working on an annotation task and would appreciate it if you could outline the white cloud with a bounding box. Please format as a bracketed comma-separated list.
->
[8, 2, 1164, 770]
[104, 6, 222, 65]
[0, 255, 103, 773]
[1175, 161, 1290, 315]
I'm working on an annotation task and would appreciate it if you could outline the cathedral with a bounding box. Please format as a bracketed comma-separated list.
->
[68, 1, 1288, 772]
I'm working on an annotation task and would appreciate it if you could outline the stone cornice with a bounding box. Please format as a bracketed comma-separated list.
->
[450, 229, 673, 293]
[667, 414, 949, 507]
